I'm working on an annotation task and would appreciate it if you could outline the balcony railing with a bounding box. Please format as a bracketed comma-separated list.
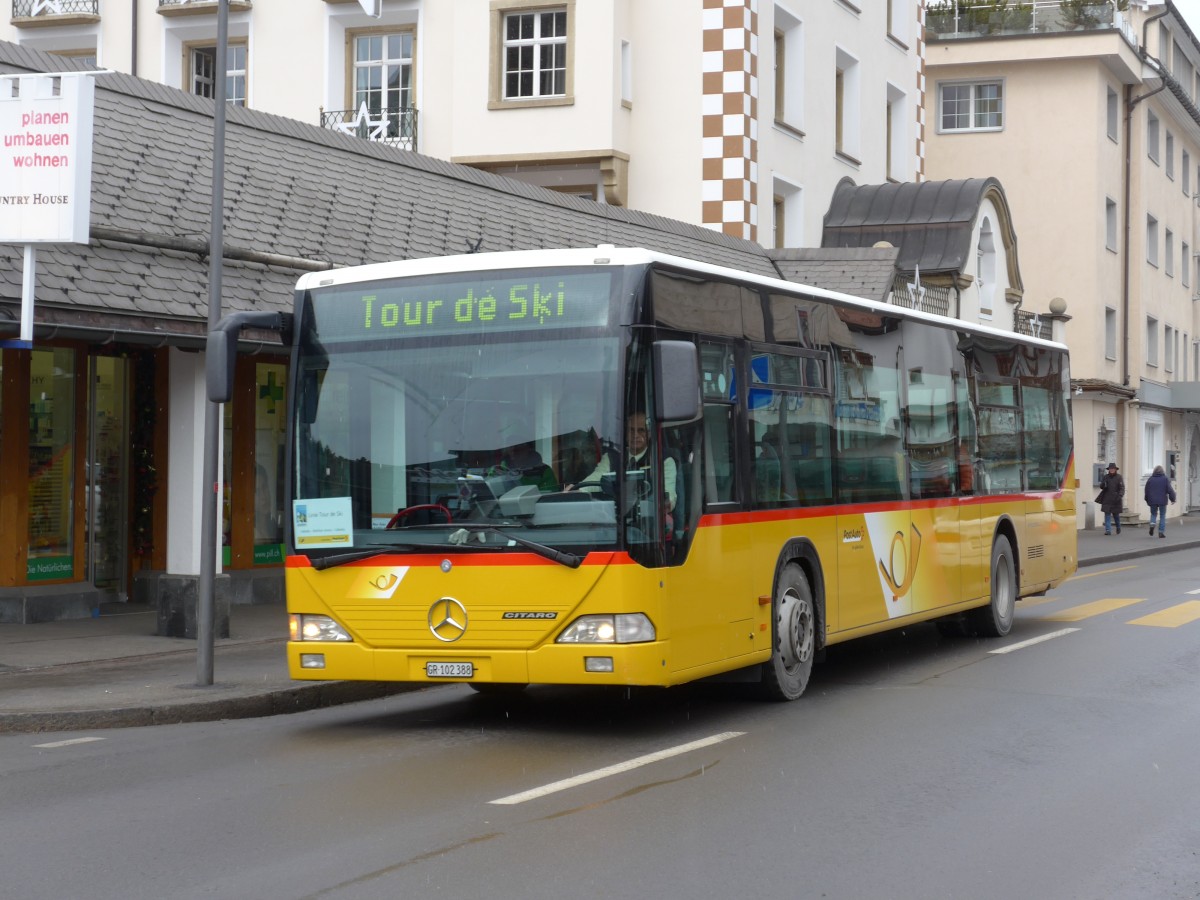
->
[888, 276, 954, 318]
[321, 106, 418, 152]
[12, 0, 98, 17]
[1015, 309, 1053, 340]
[926, 1, 1137, 47]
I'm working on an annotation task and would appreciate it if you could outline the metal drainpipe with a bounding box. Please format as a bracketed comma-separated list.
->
[130, 0, 138, 77]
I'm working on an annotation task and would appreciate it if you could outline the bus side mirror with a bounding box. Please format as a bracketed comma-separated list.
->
[653, 340, 701, 425]
[205, 311, 285, 402]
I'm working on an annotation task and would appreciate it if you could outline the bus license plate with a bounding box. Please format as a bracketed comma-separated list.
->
[426, 661, 473, 678]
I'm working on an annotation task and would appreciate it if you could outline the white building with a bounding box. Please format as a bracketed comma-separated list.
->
[2, 0, 924, 246]
[924, 0, 1200, 524]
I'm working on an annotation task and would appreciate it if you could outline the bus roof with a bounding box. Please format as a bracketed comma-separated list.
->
[295, 245, 1068, 353]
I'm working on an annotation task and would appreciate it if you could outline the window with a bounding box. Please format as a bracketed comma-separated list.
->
[772, 176, 803, 248]
[1147, 214, 1158, 266]
[1106, 86, 1119, 142]
[886, 83, 907, 181]
[27, 348, 77, 582]
[1185, 242, 1191, 288]
[190, 42, 247, 106]
[939, 80, 1003, 132]
[1105, 197, 1118, 252]
[1166, 325, 1175, 375]
[1105, 307, 1117, 360]
[1166, 132, 1175, 179]
[1143, 417, 1163, 476]
[620, 40, 631, 107]
[774, 6, 804, 131]
[350, 31, 415, 142]
[834, 47, 860, 158]
[1185, 151, 1191, 196]
[1166, 228, 1174, 276]
[503, 6, 567, 100]
[1147, 315, 1159, 367]
[1147, 110, 1160, 163]
[887, 0, 909, 44]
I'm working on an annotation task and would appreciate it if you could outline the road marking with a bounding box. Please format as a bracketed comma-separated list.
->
[1066, 565, 1138, 582]
[1042, 598, 1144, 622]
[489, 731, 746, 806]
[1128, 600, 1200, 628]
[33, 736, 106, 749]
[989, 628, 1080, 654]
[1187, 588, 1200, 596]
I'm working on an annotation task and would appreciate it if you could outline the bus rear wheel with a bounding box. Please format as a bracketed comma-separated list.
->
[969, 535, 1016, 637]
[761, 563, 815, 701]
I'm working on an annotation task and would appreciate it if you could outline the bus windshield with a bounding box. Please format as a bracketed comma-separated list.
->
[291, 267, 630, 558]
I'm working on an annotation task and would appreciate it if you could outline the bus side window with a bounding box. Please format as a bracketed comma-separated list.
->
[699, 341, 738, 506]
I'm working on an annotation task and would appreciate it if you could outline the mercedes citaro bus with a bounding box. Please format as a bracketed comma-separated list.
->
[207, 245, 1076, 700]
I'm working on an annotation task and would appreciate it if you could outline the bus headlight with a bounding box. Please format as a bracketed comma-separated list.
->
[556, 614, 655, 644]
[289, 614, 353, 642]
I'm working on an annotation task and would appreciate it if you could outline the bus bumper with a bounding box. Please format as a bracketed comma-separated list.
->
[287, 640, 673, 687]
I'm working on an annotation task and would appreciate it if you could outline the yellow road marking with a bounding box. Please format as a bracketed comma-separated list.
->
[1066, 565, 1138, 582]
[1042, 598, 1144, 622]
[1128, 600, 1200, 628]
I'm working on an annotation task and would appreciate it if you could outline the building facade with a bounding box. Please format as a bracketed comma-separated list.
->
[924, 0, 1200, 527]
[2, 0, 925, 246]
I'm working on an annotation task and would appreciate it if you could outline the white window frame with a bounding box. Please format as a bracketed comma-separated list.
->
[187, 41, 247, 107]
[1166, 324, 1175, 375]
[773, 5, 804, 133]
[937, 79, 1003, 134]
[1105, 197, 1118, 252]
[771, 175, 804, 249]
[1142, 415, 1163, 477]
[1147, 315, 1159, 368]
[1147, 110, 1160, 163]
[1147, 214, 1159, 266]
[1106, 86, 1119, 143]
[500, 5, 569, 101]
[1185, 242, 1191, 288]
[1166, 227, 1174, 276]
[834, 47, 861, 160]
[1105, 307, 1117, 360]
[886, 82, 907, 182]
[1166, 131, 1175, 179]
[1184, 150, 1191, 196]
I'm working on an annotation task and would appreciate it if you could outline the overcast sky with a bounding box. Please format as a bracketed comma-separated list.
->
[1172, 0, 1200, 32]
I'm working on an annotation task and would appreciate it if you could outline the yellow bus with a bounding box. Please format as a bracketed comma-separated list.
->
[212, 246, 1077, 700]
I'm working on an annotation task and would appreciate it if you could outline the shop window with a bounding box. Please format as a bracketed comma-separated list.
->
[28, 348, 76, 582]
[254, 362, 286, 563]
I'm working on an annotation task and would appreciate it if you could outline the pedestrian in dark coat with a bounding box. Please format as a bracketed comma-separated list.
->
[1144, 464, 1176, 538]
[1097, 462, 1124, 535]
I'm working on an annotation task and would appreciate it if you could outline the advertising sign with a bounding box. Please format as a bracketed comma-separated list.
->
[0, 73, 95, 244]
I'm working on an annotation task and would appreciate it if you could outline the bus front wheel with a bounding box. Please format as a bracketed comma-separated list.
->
[969, 535, 1016, 637]
[761, 563, 815, 701]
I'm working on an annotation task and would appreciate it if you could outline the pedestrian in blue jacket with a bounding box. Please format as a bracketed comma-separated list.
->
[1144, 464, 1176, 538]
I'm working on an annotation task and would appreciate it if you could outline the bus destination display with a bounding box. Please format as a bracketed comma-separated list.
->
[310, 270, 614, 341]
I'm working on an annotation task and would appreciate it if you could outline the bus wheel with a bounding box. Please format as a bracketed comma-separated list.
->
[761, 564, 815, 701]
[969, 535, 1016, 637]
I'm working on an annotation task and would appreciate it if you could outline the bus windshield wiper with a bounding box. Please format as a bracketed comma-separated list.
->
[309, 541, 474, 570]
[449, 525, 582, 569]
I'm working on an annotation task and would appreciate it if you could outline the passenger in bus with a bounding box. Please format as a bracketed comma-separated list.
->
[501, 441, 558, 491]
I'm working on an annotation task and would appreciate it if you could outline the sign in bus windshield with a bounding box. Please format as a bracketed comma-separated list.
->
[308, 270, 615, 342]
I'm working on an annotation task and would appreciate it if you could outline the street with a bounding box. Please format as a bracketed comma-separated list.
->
[2, 551, 1199, 900]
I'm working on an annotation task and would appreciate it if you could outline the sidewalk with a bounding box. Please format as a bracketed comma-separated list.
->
[2, 517, 1197, 734]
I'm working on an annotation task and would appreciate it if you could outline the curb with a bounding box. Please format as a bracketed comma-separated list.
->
[0, 681, 423, 734]
[1077, 537, 1200, 568]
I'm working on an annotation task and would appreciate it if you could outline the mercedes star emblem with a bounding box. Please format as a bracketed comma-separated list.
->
[428, 597, 468, 642]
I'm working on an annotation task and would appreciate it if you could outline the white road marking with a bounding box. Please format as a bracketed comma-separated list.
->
[489, 731, 746, 806]
[989, 628, 1080, 655]
[1187, 588, 1200, 595]
[33, 736, 106, 749]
